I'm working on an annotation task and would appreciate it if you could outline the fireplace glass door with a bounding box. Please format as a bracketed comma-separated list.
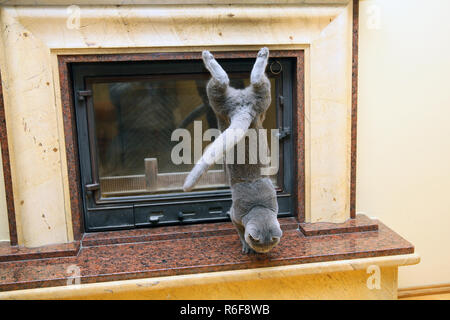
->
[72, 57, 295, 231]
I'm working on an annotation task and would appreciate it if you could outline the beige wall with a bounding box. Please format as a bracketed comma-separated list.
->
[358, 0, 450, 289]
[0, 150, 10, 241]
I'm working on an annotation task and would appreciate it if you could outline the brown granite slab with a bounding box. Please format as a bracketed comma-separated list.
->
[0, 220, 413, 292]
[350, 0, 359, 219]
[299, 214, 378, 237]
[82, 217, 299, 247]
[0, 242, 80, 263]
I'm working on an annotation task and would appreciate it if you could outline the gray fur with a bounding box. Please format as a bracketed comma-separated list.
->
[183, 48, 282, 254]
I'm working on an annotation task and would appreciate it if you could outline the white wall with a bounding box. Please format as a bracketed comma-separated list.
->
[358, 0, 450, 288]
[0, 150, 10, 241]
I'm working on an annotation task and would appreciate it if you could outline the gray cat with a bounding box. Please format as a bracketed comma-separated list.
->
[183, 48, 282, 253]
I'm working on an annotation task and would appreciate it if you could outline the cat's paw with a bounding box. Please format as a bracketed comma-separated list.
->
[257, 47, 269, 58]
[242, 242, 256, 254]
[202, 50, 214, 62]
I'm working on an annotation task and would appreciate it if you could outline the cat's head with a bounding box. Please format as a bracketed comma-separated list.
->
[244, 206, 282, 253]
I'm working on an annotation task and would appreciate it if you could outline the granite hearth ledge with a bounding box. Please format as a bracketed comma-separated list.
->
[0, 216, 417, 295]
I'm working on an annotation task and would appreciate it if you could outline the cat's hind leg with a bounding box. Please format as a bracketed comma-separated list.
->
[250, 47, 270, 85]
[202, 50, 229, 87]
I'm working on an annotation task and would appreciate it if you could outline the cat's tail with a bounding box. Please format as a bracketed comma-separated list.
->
[183, 110, 254, 192]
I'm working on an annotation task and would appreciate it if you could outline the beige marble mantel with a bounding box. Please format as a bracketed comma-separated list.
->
[0, 0, 354, 247]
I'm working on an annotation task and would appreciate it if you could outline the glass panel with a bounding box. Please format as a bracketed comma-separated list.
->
[91, 74, 277, 198]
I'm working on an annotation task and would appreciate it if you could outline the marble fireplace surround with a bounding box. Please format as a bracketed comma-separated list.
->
[0, 0, 356, 248]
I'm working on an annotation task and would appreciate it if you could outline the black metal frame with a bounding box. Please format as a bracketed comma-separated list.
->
[71, 57, 296, 231]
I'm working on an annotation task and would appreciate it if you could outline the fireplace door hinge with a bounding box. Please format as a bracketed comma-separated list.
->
[77, 90, 92, 101]
[277, 127, 291, 140]
[85, 183, 100, 192]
